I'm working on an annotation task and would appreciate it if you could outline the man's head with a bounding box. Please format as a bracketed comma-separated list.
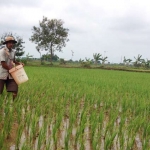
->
[3, 36, 17, 50]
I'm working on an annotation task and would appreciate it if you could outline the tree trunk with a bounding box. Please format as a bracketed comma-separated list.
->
[39, 52, 42, 65]
[50, 44, 53, 65]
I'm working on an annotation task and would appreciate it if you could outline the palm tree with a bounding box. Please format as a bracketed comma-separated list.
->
[93, 53, 102, 64]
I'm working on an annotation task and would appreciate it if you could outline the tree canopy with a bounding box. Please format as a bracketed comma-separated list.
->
[30, 16, 69, 64]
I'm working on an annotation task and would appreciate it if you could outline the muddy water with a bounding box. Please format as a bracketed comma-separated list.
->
[10, 117, 144, 150]
[9, 105, 146, 150]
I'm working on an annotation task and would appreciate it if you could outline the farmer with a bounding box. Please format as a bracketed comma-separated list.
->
[0, 36, 24, 100]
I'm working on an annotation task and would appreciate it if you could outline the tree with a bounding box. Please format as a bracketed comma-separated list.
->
[100, 56, 108, 64]
[144, 59, 150, 68]
[126, 59, 132, 65]
[134, 54, 142, 67]
[93, 53, 102, 64]
[123, 57, 132, 65]
[0, 32, 25, 59]
[79, 58, 92, 68]
[30, 16, 69, 64]
[26, 53, 33, 63]
[123, 56, 127, 65]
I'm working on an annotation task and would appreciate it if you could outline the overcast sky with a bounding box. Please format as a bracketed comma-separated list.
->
[0, 0, 150, 63]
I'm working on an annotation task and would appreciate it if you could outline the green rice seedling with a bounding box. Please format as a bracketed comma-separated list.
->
[15, 123, 24, 150]
[96, 111, 104, 148]
[0, 93, 5, 116]
[104, 120, 112, 139]
[52, 110, 63, 150]
[14, 101, 24, 124]
[118, 115, 126, 136]
[143, 138, 149, 150]
[142, 121, 150, 139]
[89, 110, 97, 136]
[21, 143, 31, 150]
[3, 108, 13, 139]
[64, 106, 76, 147]
[141, 123, 150, 149]
[126, 134, 136, 150]
[75, 126, 80, 148]
[98, 110, 104, 130]
[0, 130, 5, 149]
[46, 140, 51, 150]
[92, 138, 98, 150]
[119, 132, 126, 150]
[37, 126, 46, 150]
[24, 112, 32, 139]
[68, 106, 76, 129]
[104, 131, 118, 149]
[52, 126, 57, 149]
[64, 127, 72, 150]
[78, 110, 87, 149]
[29, 115, 39, 144]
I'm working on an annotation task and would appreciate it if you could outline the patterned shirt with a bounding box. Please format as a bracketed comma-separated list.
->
[0, 46, 15, 80]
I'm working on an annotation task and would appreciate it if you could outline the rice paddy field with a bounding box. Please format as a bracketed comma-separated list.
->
[1, 66, 150, 150]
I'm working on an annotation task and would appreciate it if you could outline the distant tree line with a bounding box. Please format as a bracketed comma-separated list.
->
[123, 54, 150, 68]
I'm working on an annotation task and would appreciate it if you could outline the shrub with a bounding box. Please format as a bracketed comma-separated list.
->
[59, 58, 66, 65]
[20, 58, 27, 65]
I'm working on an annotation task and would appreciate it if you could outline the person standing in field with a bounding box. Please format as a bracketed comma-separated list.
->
[0, 36, 24, 100]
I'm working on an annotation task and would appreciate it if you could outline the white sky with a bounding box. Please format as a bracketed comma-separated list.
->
[0, 0, 150, 63]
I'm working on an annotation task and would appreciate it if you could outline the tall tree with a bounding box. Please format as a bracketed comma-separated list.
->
[0, 32, 25, 59]
[30, 16, 69, 64]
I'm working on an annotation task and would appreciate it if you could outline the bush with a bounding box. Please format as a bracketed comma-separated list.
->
[20, 58, 27, 65]
[41, 61, 46, 65]
[80, 61, 91, 68]
[59, 58, 66, 65]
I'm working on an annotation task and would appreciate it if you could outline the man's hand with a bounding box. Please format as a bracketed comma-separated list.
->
[14, 61, 24, 67]
[19, 62, 24, 67]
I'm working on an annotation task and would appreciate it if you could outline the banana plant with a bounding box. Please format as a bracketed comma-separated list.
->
[93, 53, 102, 64]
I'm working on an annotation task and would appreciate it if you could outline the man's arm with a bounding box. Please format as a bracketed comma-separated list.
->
[0, 49, 10, 70]
[1, 61, 10, 70]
